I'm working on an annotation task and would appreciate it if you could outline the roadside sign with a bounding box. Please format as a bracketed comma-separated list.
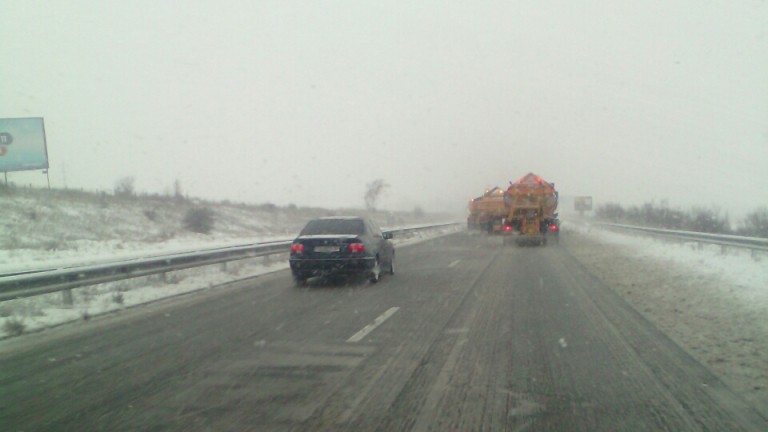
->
[574, 196, 593, 211]
[0, 118, 49, 172]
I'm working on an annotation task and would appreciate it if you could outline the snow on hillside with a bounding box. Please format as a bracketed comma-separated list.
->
[0, 186, 460, 339]
[0, 187, 451, 273]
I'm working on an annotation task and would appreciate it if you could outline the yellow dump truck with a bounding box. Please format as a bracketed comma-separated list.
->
[502, 173, 560, 246]
[467, 187, 508, 233]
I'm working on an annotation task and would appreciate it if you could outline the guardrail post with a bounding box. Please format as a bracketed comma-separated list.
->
[752, 249, 758, 261]
[720, 245, 727, 255]
[62, 289, 73, 306]
[220, 262, 227, 272]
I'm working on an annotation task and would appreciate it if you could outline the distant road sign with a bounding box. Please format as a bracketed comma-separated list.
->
[574, 196, 593, 211]
[0, 118, 49, 173]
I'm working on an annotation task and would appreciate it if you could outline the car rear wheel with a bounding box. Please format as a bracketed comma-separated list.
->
[369, 257, 381, 283]
[293, 273, 308, 287]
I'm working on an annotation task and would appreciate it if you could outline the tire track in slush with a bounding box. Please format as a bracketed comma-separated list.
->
[374, 250, 502, 432]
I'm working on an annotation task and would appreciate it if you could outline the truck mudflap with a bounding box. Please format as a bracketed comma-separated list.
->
[515, 234, 546, 246]
[501, 227, 549, 246]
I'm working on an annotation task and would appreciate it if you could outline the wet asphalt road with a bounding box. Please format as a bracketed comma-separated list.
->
[1, 231, 766, 431]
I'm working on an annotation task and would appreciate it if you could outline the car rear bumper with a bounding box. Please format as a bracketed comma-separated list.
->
[290, 257, 375, 276]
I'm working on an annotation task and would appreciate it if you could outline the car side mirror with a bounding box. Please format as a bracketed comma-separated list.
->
[383, 232, 394, 240]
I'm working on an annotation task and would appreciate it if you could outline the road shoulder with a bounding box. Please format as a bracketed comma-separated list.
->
[559, 226, 768, 416]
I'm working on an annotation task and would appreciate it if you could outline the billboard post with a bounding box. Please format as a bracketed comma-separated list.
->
[0, 118, 50, 186]
[574, 196, 593, 217]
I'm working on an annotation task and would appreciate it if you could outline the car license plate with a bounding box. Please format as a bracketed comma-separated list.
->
[314, 245, 339, 253]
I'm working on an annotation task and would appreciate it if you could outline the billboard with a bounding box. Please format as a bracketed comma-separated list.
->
[574, 196, 593, 211]
[0, 117, 49, 173]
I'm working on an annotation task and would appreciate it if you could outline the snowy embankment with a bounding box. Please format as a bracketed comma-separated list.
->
[0, 187, 452, 275]
[0, 225, 460, 340]
[561, 220, 768, 414]
[0, 235, 290, 275]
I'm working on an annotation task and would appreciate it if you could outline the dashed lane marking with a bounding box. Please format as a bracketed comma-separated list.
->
[448, 260, 461, 268]
[346, 307, 400, 343]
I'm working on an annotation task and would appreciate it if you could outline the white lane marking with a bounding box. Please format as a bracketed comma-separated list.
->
[346, 307, 400, 343]
[448, 259, 461, 268]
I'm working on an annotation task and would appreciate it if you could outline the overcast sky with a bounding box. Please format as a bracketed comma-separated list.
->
[2, 0, 766, 215]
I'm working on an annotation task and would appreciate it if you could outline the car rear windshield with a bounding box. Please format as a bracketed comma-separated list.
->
[300, 219, 365, 236]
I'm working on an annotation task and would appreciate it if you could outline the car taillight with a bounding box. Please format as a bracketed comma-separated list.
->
[503, 225, 512, 231]
[550, 225, 558, 231]
[290, 244, 304, 255]
[348, 243, 365, 253]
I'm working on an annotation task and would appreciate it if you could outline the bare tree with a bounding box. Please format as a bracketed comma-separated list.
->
[741, 208, 768, 238]
[173, 179, 184, 201]
[364, 179, 389, 212]
[114, 176, 135, 198]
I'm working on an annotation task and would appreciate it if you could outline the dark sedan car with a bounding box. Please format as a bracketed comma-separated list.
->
[289, 217, 395, 285]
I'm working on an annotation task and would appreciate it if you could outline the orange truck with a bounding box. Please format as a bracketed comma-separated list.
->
[467, 187, 507, 233]
[501, 173, 560, 246]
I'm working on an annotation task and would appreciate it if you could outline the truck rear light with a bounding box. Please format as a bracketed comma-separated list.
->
[348, 243, 365, 253]
[290, 244, 305, 255]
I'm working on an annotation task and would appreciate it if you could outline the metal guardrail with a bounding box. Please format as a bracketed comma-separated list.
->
[589, 222, 768, 252]
[0, 239, 294, 279]
[0, 222, 460, 302]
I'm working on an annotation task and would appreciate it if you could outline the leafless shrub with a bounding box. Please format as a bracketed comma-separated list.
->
[114, 176, 136, 198]
[43, 237, 68, 251]
[0, 304, 14, 318]
[260, 203, 278, 212]
[595, 201, 731, 234]
[6, 233, 23, 250]
[112, 292, 125, 304]
[155, 230, 175, 242]
[183, 207, 215, 234]
[740, 208, 768, 238]
[143, 209, 158, 221]
[166, 273, 184, 284]
[3, 317, 26, 336]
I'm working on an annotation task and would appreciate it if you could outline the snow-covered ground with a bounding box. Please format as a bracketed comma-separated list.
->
[0, 235, 291, 275]
[561, 220, 768, 413]
[0, 187, 454, 274]
[0, 225, 460, 340]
